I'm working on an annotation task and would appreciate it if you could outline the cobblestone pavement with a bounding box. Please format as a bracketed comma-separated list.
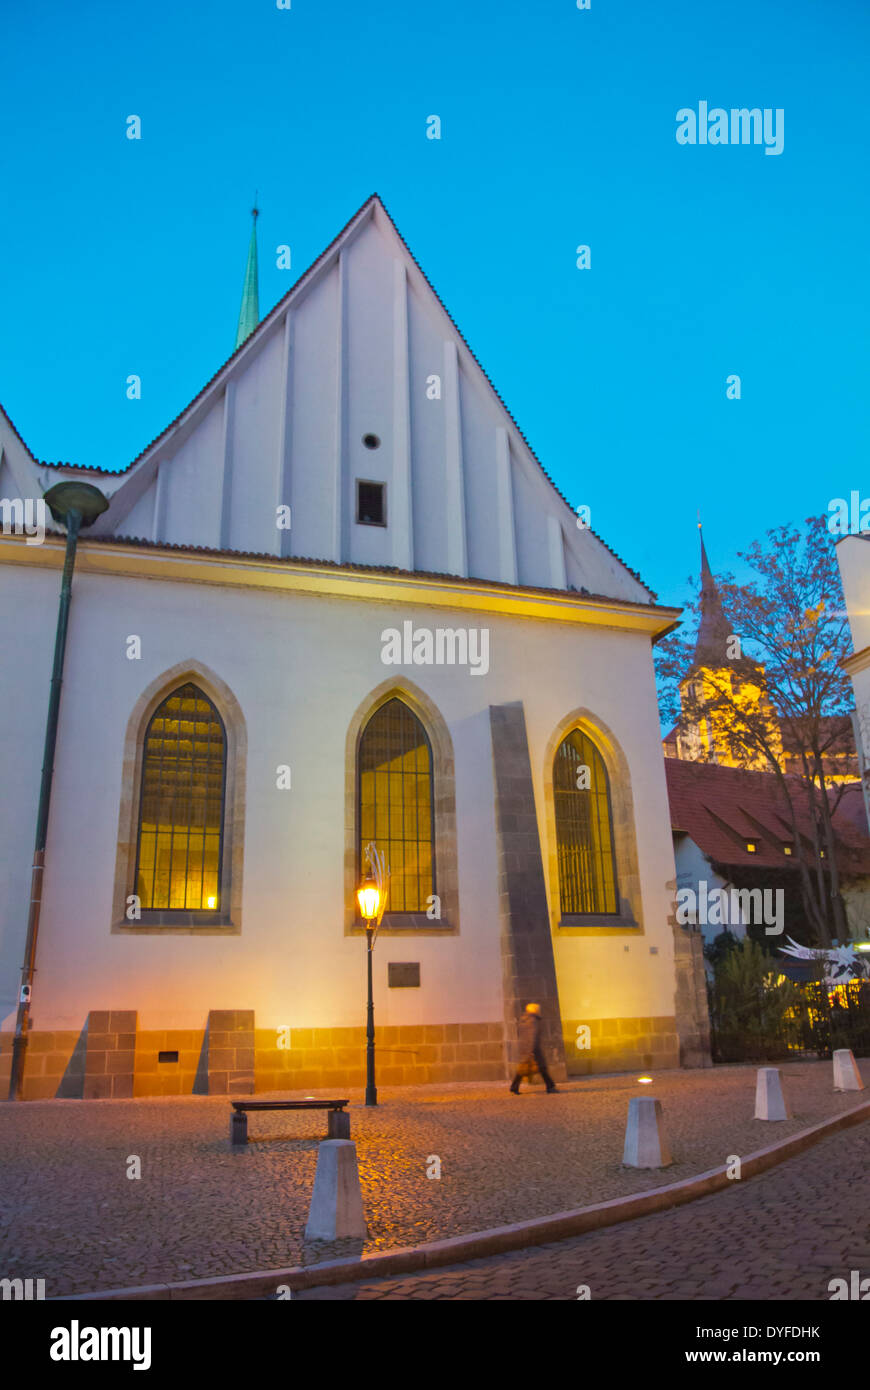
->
[297, 1122, 870, 1301]
[0, 1060, 866, 1296]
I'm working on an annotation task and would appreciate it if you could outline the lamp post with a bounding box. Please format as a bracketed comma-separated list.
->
[357, 876, 382, 1107]
[7, 480, 109, 1101]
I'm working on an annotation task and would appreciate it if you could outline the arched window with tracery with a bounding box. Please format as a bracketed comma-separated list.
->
[134, 682, 226, 912]
[554, 729, 619, 916]
[358, 697, 435, 912]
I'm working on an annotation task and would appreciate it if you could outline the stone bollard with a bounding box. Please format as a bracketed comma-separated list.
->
[622, 1096, 672, 1168]
[304, 1139, 367, 1241]
[755, 1067, 790, 1121]
[833, 1049, 865, 1092]
[230, 1110, 248, 1146]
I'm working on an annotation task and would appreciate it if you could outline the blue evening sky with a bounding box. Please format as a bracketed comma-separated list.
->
[1, 0, 866, 609]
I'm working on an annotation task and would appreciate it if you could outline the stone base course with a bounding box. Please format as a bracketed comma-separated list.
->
[0, 1030, 83, 1101]
[133, 1031, 207, 1097]
[3, 1015, 691, 1096]
[563, 1016, 680, 1075]
[255, 1022, 506, 1091]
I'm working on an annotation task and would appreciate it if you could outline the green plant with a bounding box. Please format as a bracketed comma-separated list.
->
[709, 937, 804, 1061]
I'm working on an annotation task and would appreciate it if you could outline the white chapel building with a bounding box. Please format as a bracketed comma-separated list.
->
[0, 195, 709, 1099]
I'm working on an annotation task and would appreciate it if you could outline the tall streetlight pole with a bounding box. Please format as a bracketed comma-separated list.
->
[357, 877, 381, 1107]
[7, 481, 109, 1101]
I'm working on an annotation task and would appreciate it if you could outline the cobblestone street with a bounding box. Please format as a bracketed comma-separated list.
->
[0, 1060, 867, 1298]
[297, 1121, 870, 1301]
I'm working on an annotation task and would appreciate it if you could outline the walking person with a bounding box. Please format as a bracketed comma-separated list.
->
[509, 1002, 559, 1093]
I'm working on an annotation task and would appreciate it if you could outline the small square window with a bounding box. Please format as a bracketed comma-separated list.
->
[746, 841, 757, 853]
[783, 844, 793, 856]
[356, 479, 386, 526]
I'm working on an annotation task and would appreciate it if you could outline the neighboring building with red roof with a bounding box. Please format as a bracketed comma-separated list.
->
[665, 758, 870, 950]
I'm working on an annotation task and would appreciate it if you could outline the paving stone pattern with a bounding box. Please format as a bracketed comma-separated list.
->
[0, 1060, 866, 1297]
[298, 1121, 870, 1301]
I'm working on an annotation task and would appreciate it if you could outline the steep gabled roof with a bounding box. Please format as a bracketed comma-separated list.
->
[4, 194, 654, 595]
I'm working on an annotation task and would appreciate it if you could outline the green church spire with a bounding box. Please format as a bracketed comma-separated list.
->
[234, 203, 260, 349]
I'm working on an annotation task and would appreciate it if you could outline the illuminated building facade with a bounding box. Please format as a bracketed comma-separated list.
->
[0, 197, 709, 1098]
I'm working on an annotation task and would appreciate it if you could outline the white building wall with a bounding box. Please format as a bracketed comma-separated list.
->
[228, 326, 284, 555]
[673, 835, 749, 948]
[0, 556, 677, 1037]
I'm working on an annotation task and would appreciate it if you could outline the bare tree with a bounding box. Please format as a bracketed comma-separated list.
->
[657, 517, 855, 947]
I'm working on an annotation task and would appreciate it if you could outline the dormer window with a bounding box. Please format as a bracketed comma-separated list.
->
[783, 844, 793, 856]
[746, 841, 757, 853]
[356, 480, 386, 527]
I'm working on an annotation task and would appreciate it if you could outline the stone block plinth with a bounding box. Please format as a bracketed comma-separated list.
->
[622, 1095, 672, 1168]
[84, 1011, 137, 1099]
[208, 1010, 255, 1095]
[833, 1049, 864, 1092]
[304, 1139, 367, 1241]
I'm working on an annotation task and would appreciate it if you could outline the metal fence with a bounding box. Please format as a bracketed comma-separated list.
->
[710, 978, 870, 1064]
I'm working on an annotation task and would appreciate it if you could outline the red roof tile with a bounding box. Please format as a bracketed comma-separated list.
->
[665, 758, 870, 875]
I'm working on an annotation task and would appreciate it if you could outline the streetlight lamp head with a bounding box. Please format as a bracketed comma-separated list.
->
[43, 481, 109, 528]
[357, 878, 381, 924]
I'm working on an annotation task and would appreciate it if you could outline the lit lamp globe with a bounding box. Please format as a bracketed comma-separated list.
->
[357, 879, 381, 925]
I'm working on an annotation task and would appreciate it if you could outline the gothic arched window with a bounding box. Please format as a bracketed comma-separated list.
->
[554, 729, 619, 916]
[134, 682, 226, 912]
[358, 697, 434, 912]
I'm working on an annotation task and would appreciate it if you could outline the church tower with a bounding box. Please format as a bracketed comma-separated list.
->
[671, 527, 782, 769]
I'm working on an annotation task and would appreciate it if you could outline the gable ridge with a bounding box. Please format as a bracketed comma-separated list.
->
[6, 193, 652, 595]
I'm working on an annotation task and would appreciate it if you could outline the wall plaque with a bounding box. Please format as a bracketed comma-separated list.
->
[388, 962, 421, 988]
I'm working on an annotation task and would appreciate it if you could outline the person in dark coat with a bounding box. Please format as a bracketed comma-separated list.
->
[509, 1003, 558, 1093]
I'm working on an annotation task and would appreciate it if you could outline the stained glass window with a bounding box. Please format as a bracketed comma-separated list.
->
[134, 683, 226, 912]
[554, 730, 618, 916]
[358, 698, 434, 913]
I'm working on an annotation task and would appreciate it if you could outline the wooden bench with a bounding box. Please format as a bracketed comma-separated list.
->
[230, 1098, 350, 1145]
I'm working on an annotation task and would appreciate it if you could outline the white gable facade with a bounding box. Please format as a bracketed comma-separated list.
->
[0, 197, 707, 1100]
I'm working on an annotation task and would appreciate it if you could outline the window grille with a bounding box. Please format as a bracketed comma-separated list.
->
[554, 730, 619, 915]
[134, 682, 226, 911]
[359, 698, 434, 912]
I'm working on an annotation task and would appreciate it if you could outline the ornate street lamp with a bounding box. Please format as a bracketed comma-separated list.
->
[357, 843, 388, 1107]
[7, 480, 109, 1101]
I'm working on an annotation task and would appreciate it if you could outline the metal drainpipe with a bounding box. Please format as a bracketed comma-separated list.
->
[7, 509, 83, 1101]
